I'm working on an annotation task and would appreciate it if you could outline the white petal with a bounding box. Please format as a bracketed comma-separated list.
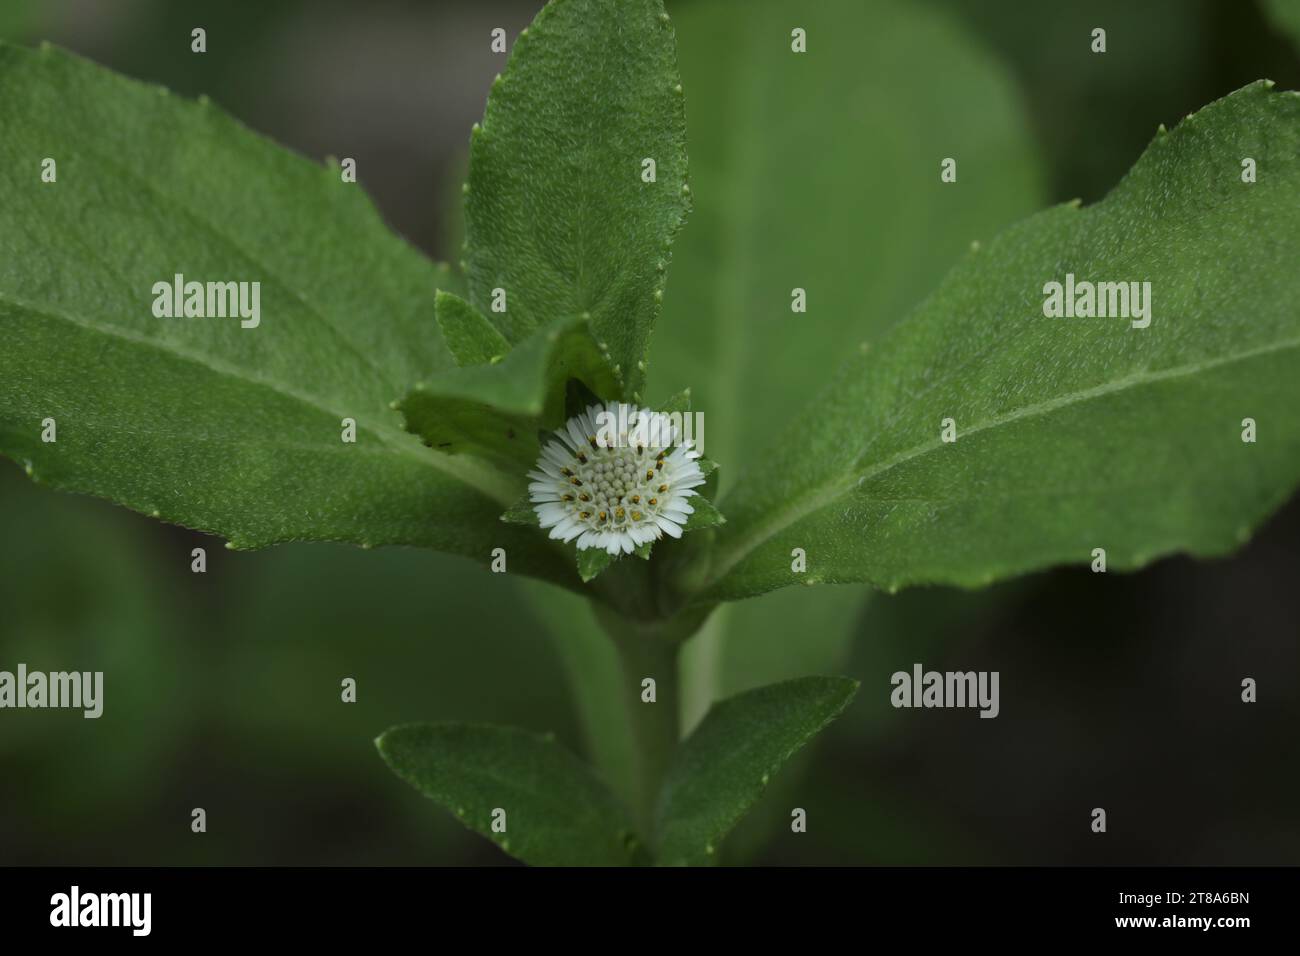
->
[655, 516, 683, 538]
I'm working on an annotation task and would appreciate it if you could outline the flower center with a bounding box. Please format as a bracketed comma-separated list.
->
[528, 402, 704, 555]
[561, 437, 670, 530]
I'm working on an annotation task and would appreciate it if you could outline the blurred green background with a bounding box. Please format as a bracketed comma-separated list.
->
[2, 0, 1298, 865]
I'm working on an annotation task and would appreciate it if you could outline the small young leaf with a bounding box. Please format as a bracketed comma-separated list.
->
[683, 496, 725, 532]
[577, 547, 612, 583]
[398, 316, 621, 471]
[500, 494, 540, 528]
[681, 82, 1300, 603]
[435, 289, 511, 367]
[655, 677, 858, 865]
[464, 0, 690, 395]
[377, 723, 644, 867]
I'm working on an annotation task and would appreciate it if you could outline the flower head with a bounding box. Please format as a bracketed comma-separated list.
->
[528, 401, 706, 555]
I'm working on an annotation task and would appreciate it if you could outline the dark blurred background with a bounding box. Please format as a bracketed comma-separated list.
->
[1, 0, 1297, 865]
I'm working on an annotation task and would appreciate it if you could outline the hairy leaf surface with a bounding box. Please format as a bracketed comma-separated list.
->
[682, 83, 1300, 602]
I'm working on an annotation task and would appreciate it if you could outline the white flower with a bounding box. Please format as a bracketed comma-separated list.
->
[528, 401, 706, 556]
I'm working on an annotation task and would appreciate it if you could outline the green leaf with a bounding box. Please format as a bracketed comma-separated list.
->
[676, 585, 870, 868]
[500, 494, 540, 528]
[0, 43, 574, 586]
[682, 495, 725, 532]
[654, 677, 858, 866]
[435, 289, 510, 367]
[376, 723, 643, 866]
[398, 316, 621, 471]
[464, 0, 690, 396]
[681, 82, 1300, 603]
[577, 547, 612, 583]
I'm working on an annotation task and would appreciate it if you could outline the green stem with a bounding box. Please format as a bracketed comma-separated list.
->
[603, 617, 682, 840]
